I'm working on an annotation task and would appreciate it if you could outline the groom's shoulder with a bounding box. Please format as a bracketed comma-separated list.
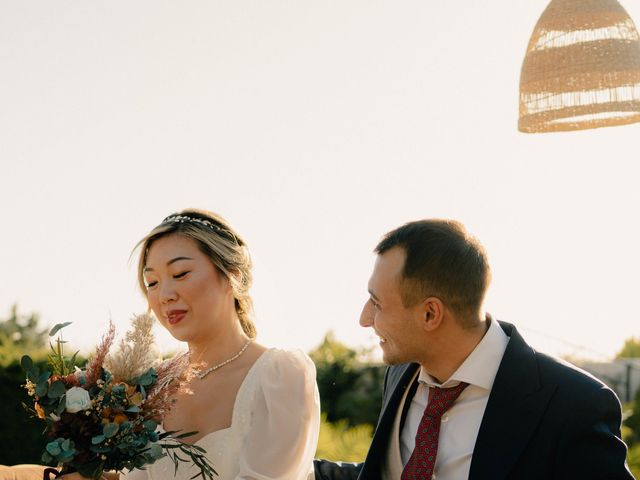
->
[534, 349, 611, 394]
[502, 320, 610, 394]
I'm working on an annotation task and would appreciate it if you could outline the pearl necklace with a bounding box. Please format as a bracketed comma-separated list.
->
[196, 340, 252, 380]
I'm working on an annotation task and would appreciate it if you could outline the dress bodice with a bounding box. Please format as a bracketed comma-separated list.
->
[123, 348, 319, 480]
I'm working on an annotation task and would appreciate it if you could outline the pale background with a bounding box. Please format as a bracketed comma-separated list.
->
[1, 1, 639, 361]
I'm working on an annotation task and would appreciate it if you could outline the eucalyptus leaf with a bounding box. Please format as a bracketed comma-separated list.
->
[59, 451, 74, 462]
[125, 405, 140, 413]
[45, 442, 61, 456]
[56, 396, 66, 415]
[20, 355, 33, 372]
[35, 384, 48, 397]
[49, 322, 72, 337]
[143, 419, 157, 432]
[48, 380, 66, 398]
[103, 422, 119, 438]
[91, 434, 105, 445]
[61, 438, 72, 452]
[138, 375, 153, 387]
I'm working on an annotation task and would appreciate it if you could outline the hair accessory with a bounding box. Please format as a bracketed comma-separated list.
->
[162, 214, 223, 232]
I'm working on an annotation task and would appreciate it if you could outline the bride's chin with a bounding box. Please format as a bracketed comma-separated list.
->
[164, 325, 193, 343]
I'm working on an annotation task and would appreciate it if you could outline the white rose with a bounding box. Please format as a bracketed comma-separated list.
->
[65, 386, 92, 413]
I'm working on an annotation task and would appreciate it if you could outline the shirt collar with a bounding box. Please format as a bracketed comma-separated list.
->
[419, 314, 510, 391]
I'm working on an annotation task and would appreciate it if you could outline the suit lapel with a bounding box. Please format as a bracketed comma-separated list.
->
[359, 363, 419, 480]
[469, 322, 556, 480]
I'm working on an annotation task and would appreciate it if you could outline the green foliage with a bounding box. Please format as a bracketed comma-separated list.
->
[47, 322, 79, 376]
[316, 415, 372, 462]
[0, 360, 49, 464]
[0, 304, 49, 366]
[623, 385, 640, 477]
[616, 337, 640, 358]
[628, 443, 640, 479]
[625, 389, 640, 446]
[310, 331, 384, 426]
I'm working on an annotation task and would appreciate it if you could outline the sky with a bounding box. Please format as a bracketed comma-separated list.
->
[1, 1, 639, 362]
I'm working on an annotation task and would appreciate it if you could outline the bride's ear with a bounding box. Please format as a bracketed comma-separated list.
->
[224, 269, 241, 294]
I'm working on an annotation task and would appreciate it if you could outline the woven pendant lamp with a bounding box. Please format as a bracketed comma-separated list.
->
[519, 0, 640, 133]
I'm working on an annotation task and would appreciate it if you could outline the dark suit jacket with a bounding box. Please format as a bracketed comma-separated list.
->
[314, 321, 634, 480]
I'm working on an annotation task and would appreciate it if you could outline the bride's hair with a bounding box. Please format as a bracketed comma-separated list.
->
[134, 208, 256, 338]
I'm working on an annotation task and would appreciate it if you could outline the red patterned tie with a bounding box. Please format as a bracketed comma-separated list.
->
[401, 381, 469, 480]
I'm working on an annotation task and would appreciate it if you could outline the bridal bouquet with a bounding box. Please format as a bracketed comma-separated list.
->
[21, 314, 216, 480]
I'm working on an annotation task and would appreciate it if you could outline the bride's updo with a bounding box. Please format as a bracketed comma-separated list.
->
[136, 208, 256, 338]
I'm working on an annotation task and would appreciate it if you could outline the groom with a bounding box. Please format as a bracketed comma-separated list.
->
[314, 219, 633, 480]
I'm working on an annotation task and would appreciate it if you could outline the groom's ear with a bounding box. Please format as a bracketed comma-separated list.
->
[420, 297, 444, 332]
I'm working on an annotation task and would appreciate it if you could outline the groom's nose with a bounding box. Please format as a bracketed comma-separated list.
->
[360, 301, 373, 328]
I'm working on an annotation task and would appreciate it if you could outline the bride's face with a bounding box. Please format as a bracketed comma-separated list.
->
[143, 234, 234, 343]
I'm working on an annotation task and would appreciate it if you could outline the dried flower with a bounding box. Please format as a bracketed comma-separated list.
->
[25, 379, 36, 397]
[85, 321, 116, 388]
[105, 313, 161, 382]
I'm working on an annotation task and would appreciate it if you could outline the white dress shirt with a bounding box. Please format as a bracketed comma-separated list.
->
[399, 316, 509, 480]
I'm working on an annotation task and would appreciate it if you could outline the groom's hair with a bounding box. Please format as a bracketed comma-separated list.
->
[375, 219, 491, 327]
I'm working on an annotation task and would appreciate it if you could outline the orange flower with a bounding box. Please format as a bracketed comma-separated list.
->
[113, 413, 128, 424]
[35, 402, 45, 419]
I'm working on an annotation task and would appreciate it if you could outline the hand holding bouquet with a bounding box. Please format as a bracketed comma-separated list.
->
[21, 314, 216, 480]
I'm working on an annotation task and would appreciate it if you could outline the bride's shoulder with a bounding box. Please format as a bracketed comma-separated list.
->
[257, 348, 316, 383]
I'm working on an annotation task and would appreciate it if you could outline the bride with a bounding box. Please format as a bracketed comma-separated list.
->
[69, 209, 320, 479]
[130, 209, 320, 479]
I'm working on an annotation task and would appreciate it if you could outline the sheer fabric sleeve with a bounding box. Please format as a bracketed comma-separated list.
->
[236, 349, 320, 480]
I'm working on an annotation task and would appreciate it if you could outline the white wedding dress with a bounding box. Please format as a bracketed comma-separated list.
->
[123, 349, 320, 480]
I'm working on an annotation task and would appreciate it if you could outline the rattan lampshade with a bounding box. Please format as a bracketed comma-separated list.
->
[519, 0, 640, 132]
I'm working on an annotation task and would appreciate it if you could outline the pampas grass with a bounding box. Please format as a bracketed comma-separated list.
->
[105, 313, 161, 382]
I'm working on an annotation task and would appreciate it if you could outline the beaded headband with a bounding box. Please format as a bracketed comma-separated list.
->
[162, 214, 240, 244]
[162, 214, 223, 232]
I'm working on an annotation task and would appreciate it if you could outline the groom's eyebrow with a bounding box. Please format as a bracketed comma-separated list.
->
[368, 290, 380, 302]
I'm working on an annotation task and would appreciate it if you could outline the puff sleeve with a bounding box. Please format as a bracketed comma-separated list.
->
[236, 349, 320, 480]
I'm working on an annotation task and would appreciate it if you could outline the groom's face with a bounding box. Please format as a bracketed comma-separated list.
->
[361, 246, 423, 365]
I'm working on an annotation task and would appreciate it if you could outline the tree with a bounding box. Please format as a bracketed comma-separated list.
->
[616, 337, 640, 359]
[0, 304, 49, 366]
[309, 331, 384, 426]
